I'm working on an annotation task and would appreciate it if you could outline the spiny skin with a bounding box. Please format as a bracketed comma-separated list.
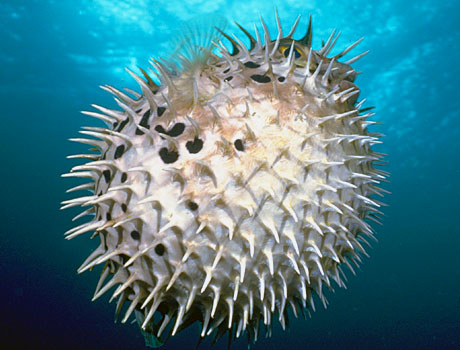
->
[63, 13, 387, 347]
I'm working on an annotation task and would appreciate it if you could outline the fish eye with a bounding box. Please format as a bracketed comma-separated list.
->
[280, 45, 302, 59]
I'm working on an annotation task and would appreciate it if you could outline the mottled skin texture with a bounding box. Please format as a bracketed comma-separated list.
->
[63, 13, 386, 348]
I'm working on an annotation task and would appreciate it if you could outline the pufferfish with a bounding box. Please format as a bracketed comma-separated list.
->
[62, 11, 387, 349]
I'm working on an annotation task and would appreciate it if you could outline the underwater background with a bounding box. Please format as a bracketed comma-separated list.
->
[1, 0, 459, 349]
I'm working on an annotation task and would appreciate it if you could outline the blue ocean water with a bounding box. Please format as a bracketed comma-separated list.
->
[1, 0, 459, 349]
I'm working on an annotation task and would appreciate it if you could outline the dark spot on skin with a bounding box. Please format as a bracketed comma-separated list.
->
[131, 230, 140, 240]
[155, 123, 185, 137]
[244, 61, 260, 68]
[159, 147, 179, 164]
[157, 107, 166, 117]
[234, 139, 245, 151]
[167, 123, 185, 137]
[224, 76, 233, 82]
[135, 110, 151, 135]
[155, 244, 165, 256]
[113, 122, 118, 129]
[121, 203, 127, 212]
[154, 125, 166, 134]
[106, 213, 111, 221]
[98, 191, 102, 196]
[186, 137, 203, 154]
[102, 170, 111, 183]
[114, 145, 125, 159]
[278, 76, 286, 82]
[116, 118, 129, 132]
[223, 68, 230, 74]
[186, 200, 199, 211]
[251, 74, 271, 83]
[120, 254, 129, 265]
[121, 172, 127, 183]
[140, 110, 151, 125]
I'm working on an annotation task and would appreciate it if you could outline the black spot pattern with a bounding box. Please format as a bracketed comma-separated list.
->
[154, 125, 166, 134]
[106, 213, 112, 221]
[278, 76, 286, 82]
[159, 148, 179, 164]
[121, 172, 127, 183]
[155, 123, 185, 137]
[102, 170, 111, 183]
[224, 76, 233, 82]
[234, 139, 245, 151]
[167, 123, 185, 137]
[186, 137, 203, 154]
[186, 201, 199, 211]
[121, 203, 127, 212]
[155, 244, 165, 256]
[251, 74, 271, 83]
[157, 107, 166, 117]
[114, 145, 125, 159]
[131, 230, 140, 240]
[116, 118, 129, 132]
[244, 61, 260, 68]
[117, 253, 128, 264]
[136, 110, 151, 135]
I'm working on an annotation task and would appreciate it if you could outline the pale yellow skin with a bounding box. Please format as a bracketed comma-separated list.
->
[63, 14, 385, 347]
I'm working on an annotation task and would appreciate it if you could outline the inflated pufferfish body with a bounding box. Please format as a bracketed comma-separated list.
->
[63, 12, 387, 348]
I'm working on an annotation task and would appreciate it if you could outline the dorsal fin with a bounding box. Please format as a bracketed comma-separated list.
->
[300, 14, 313, 48]
[166, 14, 228, 74]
